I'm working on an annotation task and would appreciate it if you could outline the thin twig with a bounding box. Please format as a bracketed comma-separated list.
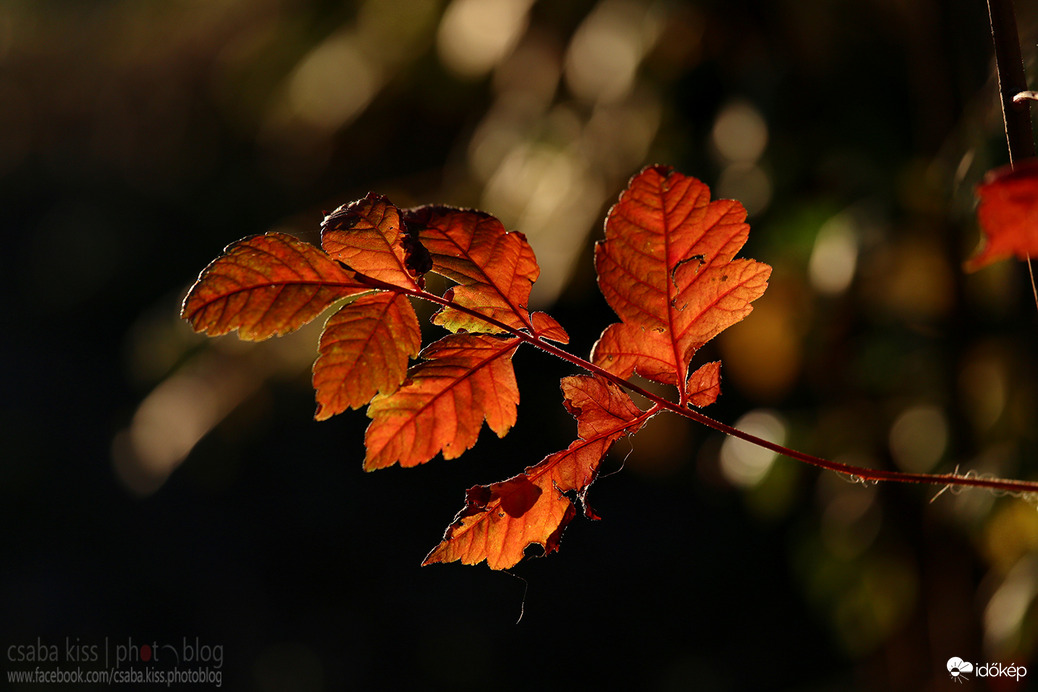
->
[988, 1, 1038, 316]
[987, 0, 1035, 163]
[351, 273, 1038, 496]
[1028, 253, 1038, 312]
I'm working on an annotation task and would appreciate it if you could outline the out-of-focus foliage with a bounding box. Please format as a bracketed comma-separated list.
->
[967, 160, 1038, 270]
[5, 0, 1038, 689]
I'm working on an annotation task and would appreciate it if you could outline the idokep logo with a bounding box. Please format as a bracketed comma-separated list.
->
[947, 658, 973, 683]
[947, 656, 1027, 684]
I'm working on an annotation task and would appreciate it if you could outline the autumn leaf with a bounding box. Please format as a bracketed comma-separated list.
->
[364, 333, 521, 470]
[312, 292, 422, 420]
[404, 206, 567, 341]
[530, 311, 570, 344]
[322, 192, 432, 289]
[181, 232, 369, 340]
[562, 372, 646, 438]
[967, 159, 1038, 272]
[685, 360, 722, 408]
[423, 375, 649, 570]
[592, 165, 771, 402]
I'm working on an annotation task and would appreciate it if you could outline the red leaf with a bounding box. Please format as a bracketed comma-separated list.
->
[530, 311, 570, 344]
[685, 361, 722, 408]
[322, 193, 430, 289]
[967, 160, 1038, 271]
[562, 372, 645, 437]
[423, 375, 649, 569]
[592, 166, 771, 400]
[364, 334, 521, 470]
[181, 232, 368, 340]
[312, 293, 422, 420]
[403, 206, 540, 333]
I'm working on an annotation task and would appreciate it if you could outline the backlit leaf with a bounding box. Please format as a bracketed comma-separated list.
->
[562, 372, 645, 437]
[312, 293, 422, 420]
[685, 361, 722, 408]
[592, 166, 771, 399]
[364, 334, 521, 470]
[404, 206, 540, 333]
[423, 375, 649, 569]
[967, 160, 1038, 271]
[322, 192, 430, 289]
[181, 232, 369, 341]
[530, 311, 570, 344]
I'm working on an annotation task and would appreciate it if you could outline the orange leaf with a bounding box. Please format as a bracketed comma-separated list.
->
[364, 334, 521, 470]
[181, 232, 368, 341]
[685, 361, 722, 408]
[592, 166, 771, 398]
[967, 160, 1038, 272]
[530, 311, 570, 344]
[423, 375, 649, 569]
[403, 206, 540, 333]
[562, 372, 645, 437]
[322, 193, 431, 289]
[312, 293, 422, 420]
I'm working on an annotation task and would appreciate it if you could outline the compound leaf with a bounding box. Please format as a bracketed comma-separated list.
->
[364, 333, 521, 470]
[182, 167, 775, 571]
[181, 232, 369, 341]
[423, 375, 649, 570]
[592, 166, 771, 399]
[313, 292, 422, 420]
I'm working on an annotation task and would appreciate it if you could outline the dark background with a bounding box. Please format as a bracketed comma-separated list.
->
[4, 1, 1038, 690]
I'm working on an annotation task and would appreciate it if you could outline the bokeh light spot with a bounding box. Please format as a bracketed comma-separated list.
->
[809, 213, 859, 295]
[287, 31, 379, 132]
[437, 0, 532, 79]
[720, 410, 787, 487]
[711, 100, 768, 164]
[888, 405, 948, 473]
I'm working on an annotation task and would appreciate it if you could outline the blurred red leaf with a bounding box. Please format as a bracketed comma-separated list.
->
[967, 160, 1038, 271]
[181, 232, 368, 340]
[322, 193, 431, 289]
[312, 293, 422, 420]
[592, 166, 770, 402]
[364, 334, 521, 470]
[423, 375, 649, 570]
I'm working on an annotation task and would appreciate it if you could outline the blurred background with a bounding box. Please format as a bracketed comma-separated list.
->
[4, 0, 1038, 689]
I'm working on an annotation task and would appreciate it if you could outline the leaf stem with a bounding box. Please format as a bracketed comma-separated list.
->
[353, 273, 1038, 497]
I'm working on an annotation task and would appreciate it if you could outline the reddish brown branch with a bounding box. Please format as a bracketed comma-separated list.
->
[353, 273, 1038, 498]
